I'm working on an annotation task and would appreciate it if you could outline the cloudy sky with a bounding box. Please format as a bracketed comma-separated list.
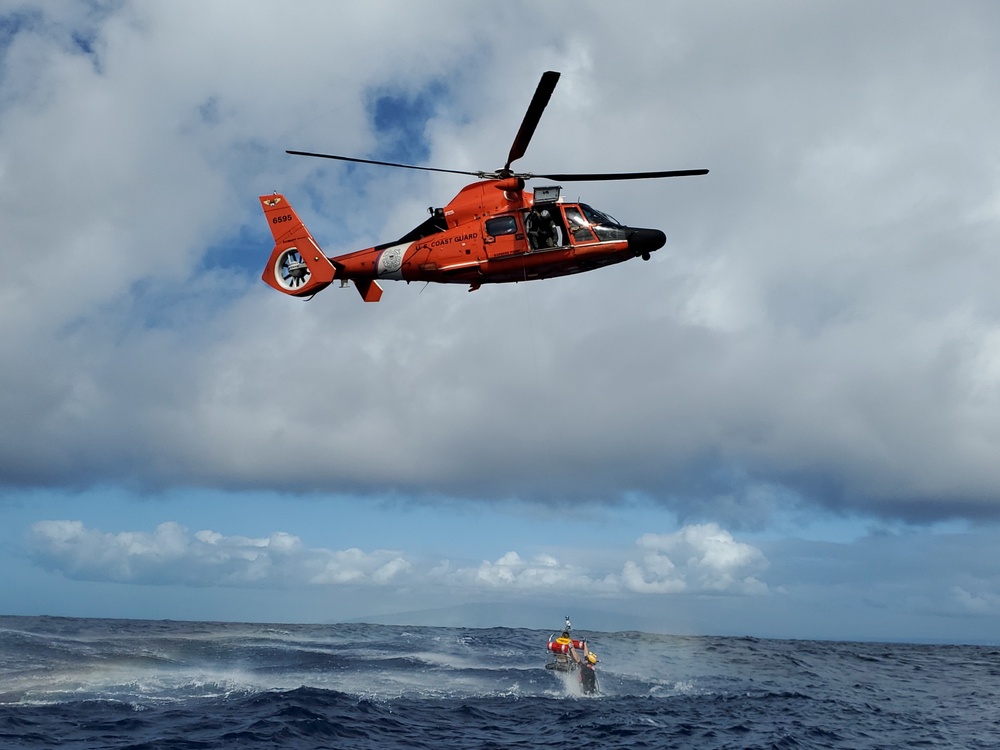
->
[2, 1, 1000, 644]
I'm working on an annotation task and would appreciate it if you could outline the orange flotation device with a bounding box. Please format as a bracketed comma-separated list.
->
[546, 637, 587, 654]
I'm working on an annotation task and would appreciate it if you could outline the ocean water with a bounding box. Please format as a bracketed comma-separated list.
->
[0, 616, 997, 749]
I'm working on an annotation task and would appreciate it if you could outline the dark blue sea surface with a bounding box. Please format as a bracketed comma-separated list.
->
[1, 616, 997, 749]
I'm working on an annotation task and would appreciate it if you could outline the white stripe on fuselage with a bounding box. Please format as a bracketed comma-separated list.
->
[376, 242, 410, 280]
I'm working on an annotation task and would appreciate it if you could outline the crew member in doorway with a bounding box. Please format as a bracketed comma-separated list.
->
[526, 207, 560, 249]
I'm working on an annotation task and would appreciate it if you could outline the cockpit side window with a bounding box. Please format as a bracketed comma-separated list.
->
[485, 215, 518, 237]
[562, 206, 596, 242]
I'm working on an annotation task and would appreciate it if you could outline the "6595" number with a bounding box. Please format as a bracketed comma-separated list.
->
[271, 214, 293, 224]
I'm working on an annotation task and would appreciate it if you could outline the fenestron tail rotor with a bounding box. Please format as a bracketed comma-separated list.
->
[286, 71, 708, 183]
[274, 247, 311, 291]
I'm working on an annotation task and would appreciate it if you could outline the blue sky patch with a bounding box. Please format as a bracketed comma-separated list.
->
[0, 10, 37, 57]
[368, 79, 449, 166]
[71, 29, 94, 55]
[198, 222, 270, 279]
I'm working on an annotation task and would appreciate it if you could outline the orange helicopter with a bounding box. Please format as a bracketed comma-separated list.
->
[260, 71, 708, 302]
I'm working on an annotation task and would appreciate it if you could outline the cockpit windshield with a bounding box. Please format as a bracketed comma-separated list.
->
[578, 203, 626, 242]
[580, 204, 621, 227]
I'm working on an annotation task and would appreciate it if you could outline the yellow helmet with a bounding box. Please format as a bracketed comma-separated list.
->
[587, 652, 598, 664]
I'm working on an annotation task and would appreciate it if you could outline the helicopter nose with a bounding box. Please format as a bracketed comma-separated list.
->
[627, 228, 666, 255]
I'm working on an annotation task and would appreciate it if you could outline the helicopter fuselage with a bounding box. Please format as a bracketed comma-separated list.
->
[260, 179, 666, 302]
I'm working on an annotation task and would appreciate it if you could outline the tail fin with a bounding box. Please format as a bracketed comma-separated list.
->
[260, 194, 336, 297]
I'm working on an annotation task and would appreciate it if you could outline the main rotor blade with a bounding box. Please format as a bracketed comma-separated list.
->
[532, 168, 709, 182]
[286, 150, 484, 177]
[504, 70, 561, 172]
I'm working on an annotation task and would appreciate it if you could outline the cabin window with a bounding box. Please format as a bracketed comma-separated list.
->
[485, 215, 518, 236]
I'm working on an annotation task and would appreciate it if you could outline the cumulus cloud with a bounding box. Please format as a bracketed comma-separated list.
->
[310, 548, 411, 586]
[440, 551, 594, 590]
[27, 520, 409, 588]
[417, 527, 771, 596]
[27, 520, 770, 596]
[951, 586, 1000, 616]
[619, 523, 769, 595]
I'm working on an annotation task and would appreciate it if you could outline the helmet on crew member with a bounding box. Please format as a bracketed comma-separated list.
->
[587, 652, 598, 664]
